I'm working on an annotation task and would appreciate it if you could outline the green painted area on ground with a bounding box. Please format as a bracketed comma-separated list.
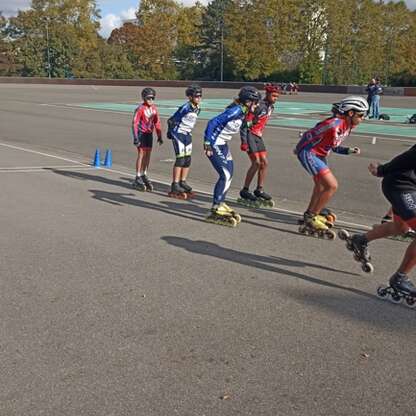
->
[76, 100, 416, 138]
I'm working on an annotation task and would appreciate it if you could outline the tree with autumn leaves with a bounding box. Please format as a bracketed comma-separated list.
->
[1, 0, 416, 85]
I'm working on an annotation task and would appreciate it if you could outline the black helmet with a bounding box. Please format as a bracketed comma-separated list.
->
[141, 87, 156, 99]
[186, 84, 202, 98]
[238, 86, 261, 104]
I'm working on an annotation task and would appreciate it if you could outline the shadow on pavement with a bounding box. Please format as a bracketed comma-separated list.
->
[282, 288, 416, 331]
[50, 169, 304, 234]
[162, 236, 366, 290]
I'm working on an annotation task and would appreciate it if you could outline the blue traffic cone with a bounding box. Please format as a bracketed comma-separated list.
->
[92, 149, 101, 168]
[103, 149, 112, 168]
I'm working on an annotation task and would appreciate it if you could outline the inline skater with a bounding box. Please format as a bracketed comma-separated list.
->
[204, 86, 261, 227]
[131, 87, 163, 191]
[339, 145, 416, 306]
[294, 96, 368, 238]
[238, 83, 279, 208]
[166, 85, 202, 199]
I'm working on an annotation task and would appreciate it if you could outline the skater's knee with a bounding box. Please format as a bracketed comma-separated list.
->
[393, 220, 410, 234]
[322, 178, 338, 193]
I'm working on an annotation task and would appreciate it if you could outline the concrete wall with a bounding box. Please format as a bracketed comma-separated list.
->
[0, 76, 415, 96]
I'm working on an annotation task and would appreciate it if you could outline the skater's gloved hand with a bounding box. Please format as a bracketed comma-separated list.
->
[368, 162, 380, 176]
[204, 144, 213, 157]
[349, 147, 360, 155]
[157, 136, 163, 145]
[240, 143, 249, 152]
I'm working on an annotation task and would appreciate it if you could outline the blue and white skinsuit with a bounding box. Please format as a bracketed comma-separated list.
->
[167, 101, 200, 166]
[204, 103, 248, 206]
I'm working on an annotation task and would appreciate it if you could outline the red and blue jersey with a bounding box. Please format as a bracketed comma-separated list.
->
[295, 117, 353, 157]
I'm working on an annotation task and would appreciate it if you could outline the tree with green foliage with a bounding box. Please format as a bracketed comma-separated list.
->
[192, 0, 234, 81]
[173, 2, 204, 80]
[7, 0, 102, 78]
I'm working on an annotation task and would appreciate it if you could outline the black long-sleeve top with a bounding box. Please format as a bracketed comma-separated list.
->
[377, 144, 416, 192]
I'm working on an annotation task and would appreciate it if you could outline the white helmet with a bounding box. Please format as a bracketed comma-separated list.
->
[332, 96, 369, 115]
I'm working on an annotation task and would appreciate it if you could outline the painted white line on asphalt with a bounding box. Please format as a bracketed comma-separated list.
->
[0, 142, 90, 166]
[0, 165, 92, 170]
[0, 167, 97, 173]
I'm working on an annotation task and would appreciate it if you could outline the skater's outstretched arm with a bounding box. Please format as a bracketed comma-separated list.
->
[375, 145, 416, 176]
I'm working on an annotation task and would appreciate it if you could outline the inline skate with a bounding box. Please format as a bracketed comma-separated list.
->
[338, 230, 374, 273]
[237, 188, 260, 208]
[132, 176, 146, 191]
[298, 210, 334, 228]
[298, 213, 336, 240]
[205, 204, 238, 227]
[221, 203, 242, 224]
[253, 188, 275, 208]
[168, 182, 188, 199]
[179, 180, 195, 198]
[141, 174, 154, 192]
[377, 272, 416, 308]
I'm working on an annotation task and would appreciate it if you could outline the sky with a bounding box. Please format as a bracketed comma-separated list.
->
[1, 0, 415, 38]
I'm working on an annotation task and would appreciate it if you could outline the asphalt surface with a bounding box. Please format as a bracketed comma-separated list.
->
[1, 84, 416, 416]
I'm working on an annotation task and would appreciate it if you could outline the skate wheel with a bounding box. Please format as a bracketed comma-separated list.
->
[268, 200, 275, 208]
[325, 230, 336, 240]
[389, 292, 402, 304]
[338, 229, 350, 241]
[376, 286, 388, 299]
[298, 225, 305, 233]
[327, 213, 337, 223]
[228, 217, 238, 227]
[361, 262, 374, 273]
[233, 214, 242, 224]
[405, 297, 416, 308]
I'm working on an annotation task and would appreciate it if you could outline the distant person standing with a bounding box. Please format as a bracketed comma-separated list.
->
[369, 78, 383, 120]
[365, 78, 375, 109]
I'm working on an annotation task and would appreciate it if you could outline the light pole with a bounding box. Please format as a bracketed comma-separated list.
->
[45, 18, 51, 78]
[220, 23, 224, 82]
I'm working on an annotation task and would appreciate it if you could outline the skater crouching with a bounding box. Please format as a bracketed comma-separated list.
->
[131, 88, 163, 191]
[204, 86, 261, 227]
[340, 145, 416, 306]
[294, 96, 368, 236]
[167, 85, 202, 198]
[239, 83, 279, 208]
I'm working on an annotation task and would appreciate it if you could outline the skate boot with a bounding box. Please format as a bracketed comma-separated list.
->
[132, 176, 146, 191]
[297, 210, 334, 228]
[237, 188, 260, 208]
[179, 180, 195, 198]
[141, 174, 154, 192]
[205, 204, 238, 227]
[377, 272, 416, 308]
[253, 187, 275, 208]
[338, 231, 374, 273]
[168, 182, 187, 199]
[221, 202, 242, 224]
[298, 213, 336, 240]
